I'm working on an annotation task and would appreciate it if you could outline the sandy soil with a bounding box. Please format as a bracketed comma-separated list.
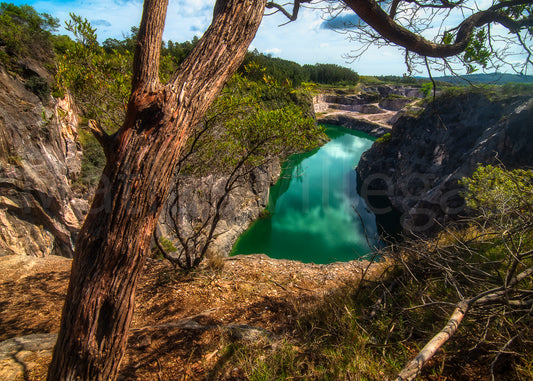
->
[0, 253, 386, 380]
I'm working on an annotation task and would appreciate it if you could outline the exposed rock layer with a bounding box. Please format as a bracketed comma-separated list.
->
[0, 64, 86, 257]
[356, 91, 533, 234]
[159, 159, 281, 257]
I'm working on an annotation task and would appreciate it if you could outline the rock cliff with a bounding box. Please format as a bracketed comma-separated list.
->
[356, 90, 533, 235]
[159, 159, 281, 258]
[0, 63, 86, 257]
[0, 59, 289, 260]
[314, 86, 423, 137]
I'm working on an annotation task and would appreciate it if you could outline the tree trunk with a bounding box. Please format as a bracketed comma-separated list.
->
[47, 0, 266, 379]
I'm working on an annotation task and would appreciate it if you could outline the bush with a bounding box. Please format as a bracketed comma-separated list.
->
[25, 75, 50, 102]
[375, 132, 391, 144]
[0, 3, 58, 64]
[460, 164, 533, 222]
[420, 82, 433, 97]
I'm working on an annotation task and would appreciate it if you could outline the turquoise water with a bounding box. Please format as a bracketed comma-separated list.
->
[231, 125, 380, 264]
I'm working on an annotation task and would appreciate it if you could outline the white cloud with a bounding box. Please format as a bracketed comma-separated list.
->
[265, 47, 282, 55]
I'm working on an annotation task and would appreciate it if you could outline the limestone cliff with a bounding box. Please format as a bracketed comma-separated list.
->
[314, 86, 423, 137]
[356, 90, 533, 235]
[158, 159, 281, 258]
[0, 63, 85, 257]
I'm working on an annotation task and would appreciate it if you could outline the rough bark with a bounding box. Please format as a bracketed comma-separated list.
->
[47, 0, 266, 379]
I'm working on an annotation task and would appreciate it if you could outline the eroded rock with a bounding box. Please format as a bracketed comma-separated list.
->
[0, 64, 84, 257]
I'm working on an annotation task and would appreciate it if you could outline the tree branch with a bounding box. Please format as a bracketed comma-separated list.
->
[266, 0, 311, 25]
[397, 300, 469, 381]
[343, 0, 533, 58]
[153, 227, 179, 267]
[88, 119, 113, 158]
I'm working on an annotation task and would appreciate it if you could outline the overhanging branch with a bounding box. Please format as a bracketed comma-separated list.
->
[343, 0, 533, 58]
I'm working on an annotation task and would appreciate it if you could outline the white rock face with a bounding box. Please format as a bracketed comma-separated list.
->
[0, 66, 85, 257]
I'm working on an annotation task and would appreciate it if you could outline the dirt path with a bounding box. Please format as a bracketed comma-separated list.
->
[0, 254, 387, 380]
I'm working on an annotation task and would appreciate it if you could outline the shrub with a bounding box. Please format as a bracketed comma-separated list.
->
[25, 75, 50, 102]
[460, 164, 533, 222]
[0, 3, 58, 64]
[376, 132, 391, 144]
[420, 82, 433, 97]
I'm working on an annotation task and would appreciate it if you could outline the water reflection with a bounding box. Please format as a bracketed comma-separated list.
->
[231, 125, 380, 264]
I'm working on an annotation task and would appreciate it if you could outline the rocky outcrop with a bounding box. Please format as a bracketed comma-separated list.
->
[356, 91, 533, 235]
[0, 333, 57, 380]
[362, 85, 423, 98]
[159, 159, 281, 257]
[314, 85, 423, 135]
[379, 97, 415, 111]
[317, 114, 389, 137]
[313, 93, 382, 112]
[0, 65, 85, 257]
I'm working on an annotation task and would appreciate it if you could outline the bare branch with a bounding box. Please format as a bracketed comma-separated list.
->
[266, 0, 311, 25]
[397, 300, 469, 381]
[88, 119, 113, 158]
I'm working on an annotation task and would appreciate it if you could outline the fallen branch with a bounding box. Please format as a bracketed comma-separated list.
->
[397, 265, 533, 380]
[397, 300, 469, 381]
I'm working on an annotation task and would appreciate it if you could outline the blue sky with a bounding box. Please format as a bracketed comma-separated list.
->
[11, 0, 531, 76]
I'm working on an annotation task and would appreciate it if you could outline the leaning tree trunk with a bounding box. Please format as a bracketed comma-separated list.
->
[47, 0, 266, 379]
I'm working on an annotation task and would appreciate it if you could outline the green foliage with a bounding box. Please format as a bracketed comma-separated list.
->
[53, 17, 131, 188]
[375, 132, 391, 144]
[303, 63, 359, 85]
[359, 75, 383, 85]
[462, 28, 491, 74]
[239, 50, 359, 87]
[181, 72, 323, 178]
[64, 13, 98, 50]
[501, 82, 533, 96]
[161, 35, 198, 66]
[153, 237, 178, 260]
[373, 75, 428, 85]
[460, 164, 533, 223]
[420, 81, 433, 97]
[102, 26, 138, 54]
[54, 14, 132, 133]
[241, 50, 307, 87]
[0, 3, 58, 65]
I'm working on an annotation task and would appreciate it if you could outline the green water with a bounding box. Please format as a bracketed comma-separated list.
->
[231, 125, 380, 264]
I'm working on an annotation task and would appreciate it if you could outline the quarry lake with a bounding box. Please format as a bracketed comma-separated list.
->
[231, 125, 381, 264]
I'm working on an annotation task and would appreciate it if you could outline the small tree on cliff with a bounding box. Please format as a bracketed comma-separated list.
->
[156, 72, 322, 270]
[48, 0, 533, 379]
